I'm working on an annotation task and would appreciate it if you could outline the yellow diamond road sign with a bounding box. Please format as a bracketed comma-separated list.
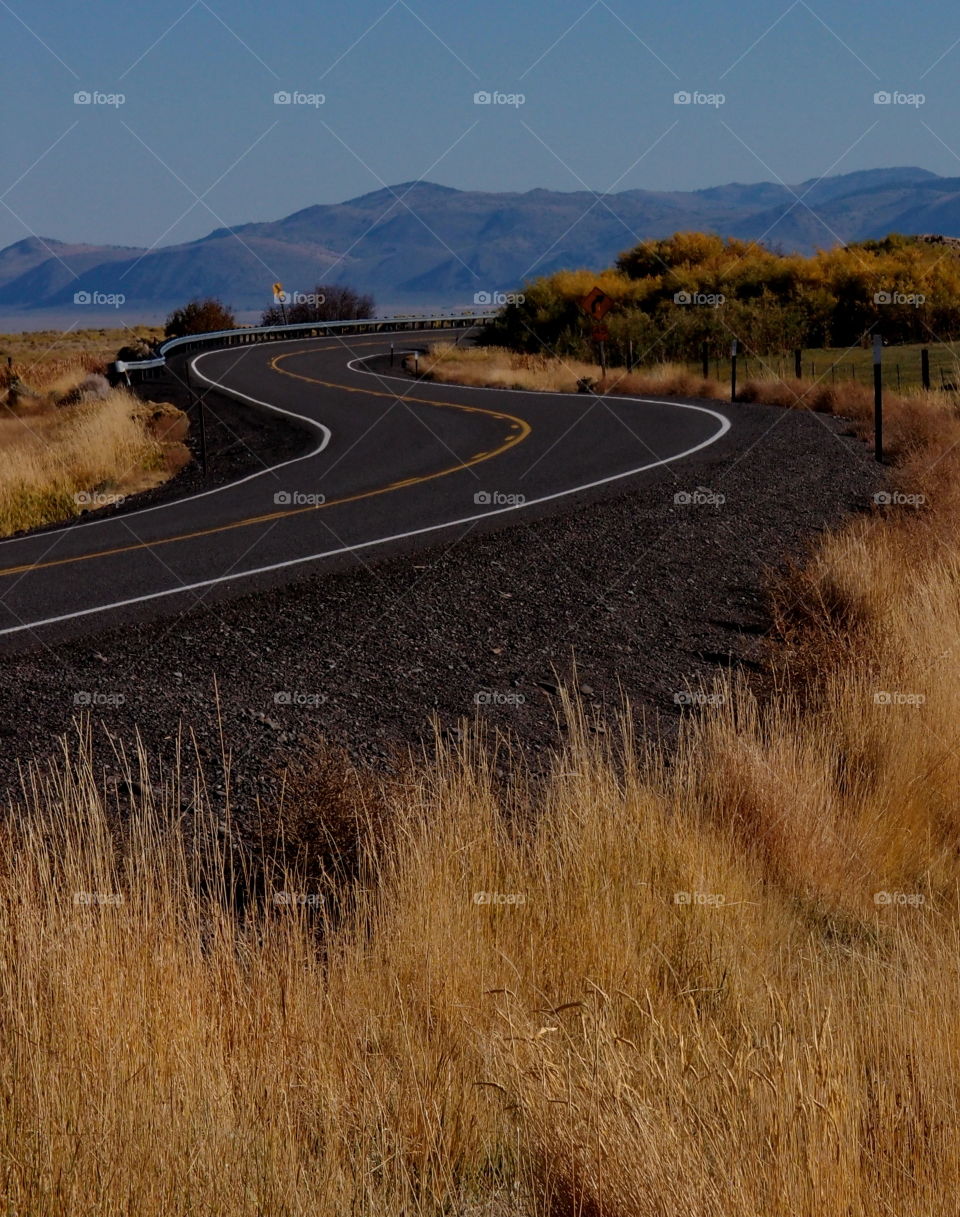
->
[580, 286, 613, 321]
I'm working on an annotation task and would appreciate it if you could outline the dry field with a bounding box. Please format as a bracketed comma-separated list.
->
[0, 349, 188, 536]
[0, 343, 958, 1213]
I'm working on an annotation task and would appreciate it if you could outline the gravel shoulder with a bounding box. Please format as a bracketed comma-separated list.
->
[0, 373, 885, 815]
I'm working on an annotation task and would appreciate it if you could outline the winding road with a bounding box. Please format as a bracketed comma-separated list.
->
[0, 327, 730, 650]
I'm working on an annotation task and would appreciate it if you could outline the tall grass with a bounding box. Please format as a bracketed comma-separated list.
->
[0, 385, 187, 536]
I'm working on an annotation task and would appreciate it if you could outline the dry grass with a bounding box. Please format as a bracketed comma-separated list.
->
[2, 673, 959, 1215]
[3, 340, 960, 1213]
[420, 343, 722, 400]
[0, 326, 163, 380]
[0, 385, 190, 536]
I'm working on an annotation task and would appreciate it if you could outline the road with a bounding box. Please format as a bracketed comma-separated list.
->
[0, 327, 730, 650]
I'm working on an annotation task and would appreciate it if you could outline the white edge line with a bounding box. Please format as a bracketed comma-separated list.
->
[0, 352, 731, 638]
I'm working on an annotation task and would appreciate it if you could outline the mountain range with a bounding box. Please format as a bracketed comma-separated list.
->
[5, 166, 960, 318]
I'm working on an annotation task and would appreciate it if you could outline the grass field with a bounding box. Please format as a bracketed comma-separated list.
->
[683, 341, 960, 393]
[0, 326, 164, 376]
[0, 340, 188, 536]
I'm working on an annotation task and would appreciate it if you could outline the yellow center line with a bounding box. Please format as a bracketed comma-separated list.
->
[0, 340, 533, 580]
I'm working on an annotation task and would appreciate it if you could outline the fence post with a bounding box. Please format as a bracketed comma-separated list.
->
[701, 342, 709, 379]
[794, 348, 802, 379]
[873, 334, 883, 463]
[730, 339, 738, 401]
[921, 347, 930, 391]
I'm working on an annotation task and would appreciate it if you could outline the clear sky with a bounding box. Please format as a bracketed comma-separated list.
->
[1, 0, 958, 252]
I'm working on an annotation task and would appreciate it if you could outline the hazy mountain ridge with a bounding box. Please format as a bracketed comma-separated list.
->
[1, 167, 955, 315]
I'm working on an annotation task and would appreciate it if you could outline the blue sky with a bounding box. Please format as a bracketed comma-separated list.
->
[1, 0, 958, 251]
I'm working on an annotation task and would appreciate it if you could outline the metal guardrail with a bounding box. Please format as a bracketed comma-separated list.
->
[121, 313, 495, 381]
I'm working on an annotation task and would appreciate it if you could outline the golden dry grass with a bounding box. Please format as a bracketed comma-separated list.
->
[3, 671, 959, 1215]
[0, 386, 189, 536]
[0, 325, 163, 381]
[420, 342, 722, 400]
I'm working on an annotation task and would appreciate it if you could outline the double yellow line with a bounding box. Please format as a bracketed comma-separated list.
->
[0, 340, 532, 580]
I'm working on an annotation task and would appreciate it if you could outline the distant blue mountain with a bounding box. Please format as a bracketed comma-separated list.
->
[0, 167, 955, 316]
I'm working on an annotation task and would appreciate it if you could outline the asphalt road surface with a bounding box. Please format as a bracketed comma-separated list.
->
[0, 328, 730, 651]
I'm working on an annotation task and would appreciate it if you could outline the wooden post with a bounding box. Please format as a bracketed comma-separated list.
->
[873, 334, 883, 462]
[730, 339, 738, 401]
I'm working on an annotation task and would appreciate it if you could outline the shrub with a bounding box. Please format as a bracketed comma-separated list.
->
[164, 298, 236, 340]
